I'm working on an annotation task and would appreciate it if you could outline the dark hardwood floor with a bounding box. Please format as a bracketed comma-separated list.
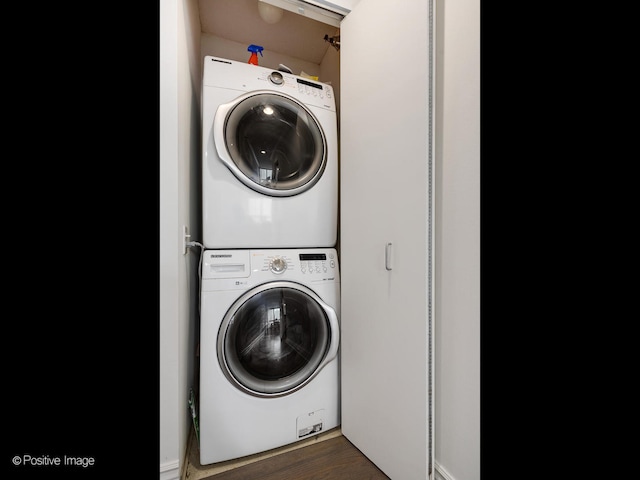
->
[199, 435, 390, 480]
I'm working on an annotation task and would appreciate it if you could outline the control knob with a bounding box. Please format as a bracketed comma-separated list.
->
[268, 71, 284, 85]
[271, 256, 287, 273]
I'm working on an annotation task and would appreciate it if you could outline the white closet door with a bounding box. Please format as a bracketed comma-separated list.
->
[339, 0, 435, 479]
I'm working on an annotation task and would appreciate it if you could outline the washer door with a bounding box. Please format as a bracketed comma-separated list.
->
[213, 91, 327, 197]
[217, 281, 339, 397]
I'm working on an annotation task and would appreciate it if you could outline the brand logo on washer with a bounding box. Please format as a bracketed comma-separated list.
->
[211, 254, 232, 258]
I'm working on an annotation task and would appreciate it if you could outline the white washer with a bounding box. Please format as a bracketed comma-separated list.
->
[201, 56, 338, 248]
[199, 248, 341, 465]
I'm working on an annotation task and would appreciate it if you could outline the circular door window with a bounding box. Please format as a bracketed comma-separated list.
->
[222, 92, 327, 195]
[218, 282, 333, 397]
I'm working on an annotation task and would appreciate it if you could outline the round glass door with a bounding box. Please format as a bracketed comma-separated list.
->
[218, 282, 335, 397]
[220, 92, 327, 196]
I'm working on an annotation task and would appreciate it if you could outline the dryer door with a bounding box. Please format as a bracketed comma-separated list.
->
[217, 281, 339, 397]
[213, 91, 327, 196]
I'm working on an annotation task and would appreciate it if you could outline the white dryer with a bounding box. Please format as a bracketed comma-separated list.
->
[199, 248, 341, 465]
[201, 56, 338, 248]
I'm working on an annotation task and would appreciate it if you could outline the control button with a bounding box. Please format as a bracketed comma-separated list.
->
[330, 260, 335, 268]
[271, 257, 287, 273]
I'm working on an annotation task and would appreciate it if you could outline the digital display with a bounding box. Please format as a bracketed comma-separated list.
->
[296, 78, 322, 90]
[299, 253, 326, 261]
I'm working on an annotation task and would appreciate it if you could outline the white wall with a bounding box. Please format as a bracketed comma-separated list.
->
[160, 0, 180, 476]
[435, 0, 480, 479]
[160, 0, 202, 479]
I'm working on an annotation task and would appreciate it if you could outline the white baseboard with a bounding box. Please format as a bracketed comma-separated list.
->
[160, 460, 180, 480]
[434, 462, 456, 480]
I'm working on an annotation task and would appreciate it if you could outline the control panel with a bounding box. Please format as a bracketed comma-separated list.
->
[258, 251, 337, 277]
[261, 70, 334, 103]
[203, 249, 339, 291]
[299, 252, 336, 275]
[203, 56, 336, 111]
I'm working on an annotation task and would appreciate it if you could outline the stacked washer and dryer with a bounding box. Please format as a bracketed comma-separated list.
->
[198, 56, 341, 465]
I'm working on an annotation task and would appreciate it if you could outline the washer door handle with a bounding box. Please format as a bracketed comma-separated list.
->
[321, 306, 340, 366]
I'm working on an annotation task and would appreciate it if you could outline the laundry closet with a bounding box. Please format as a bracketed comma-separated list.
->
[196, 0, 432, 478]
[161, 0, 480, 479]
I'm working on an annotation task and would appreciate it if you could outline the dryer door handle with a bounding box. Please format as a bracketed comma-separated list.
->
[213, 101, 236, 171]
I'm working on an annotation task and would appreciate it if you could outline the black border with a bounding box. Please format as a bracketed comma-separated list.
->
[4, 4, 159, 478]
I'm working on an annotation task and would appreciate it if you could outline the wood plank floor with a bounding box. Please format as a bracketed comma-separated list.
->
[197, 435, 390, 480]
